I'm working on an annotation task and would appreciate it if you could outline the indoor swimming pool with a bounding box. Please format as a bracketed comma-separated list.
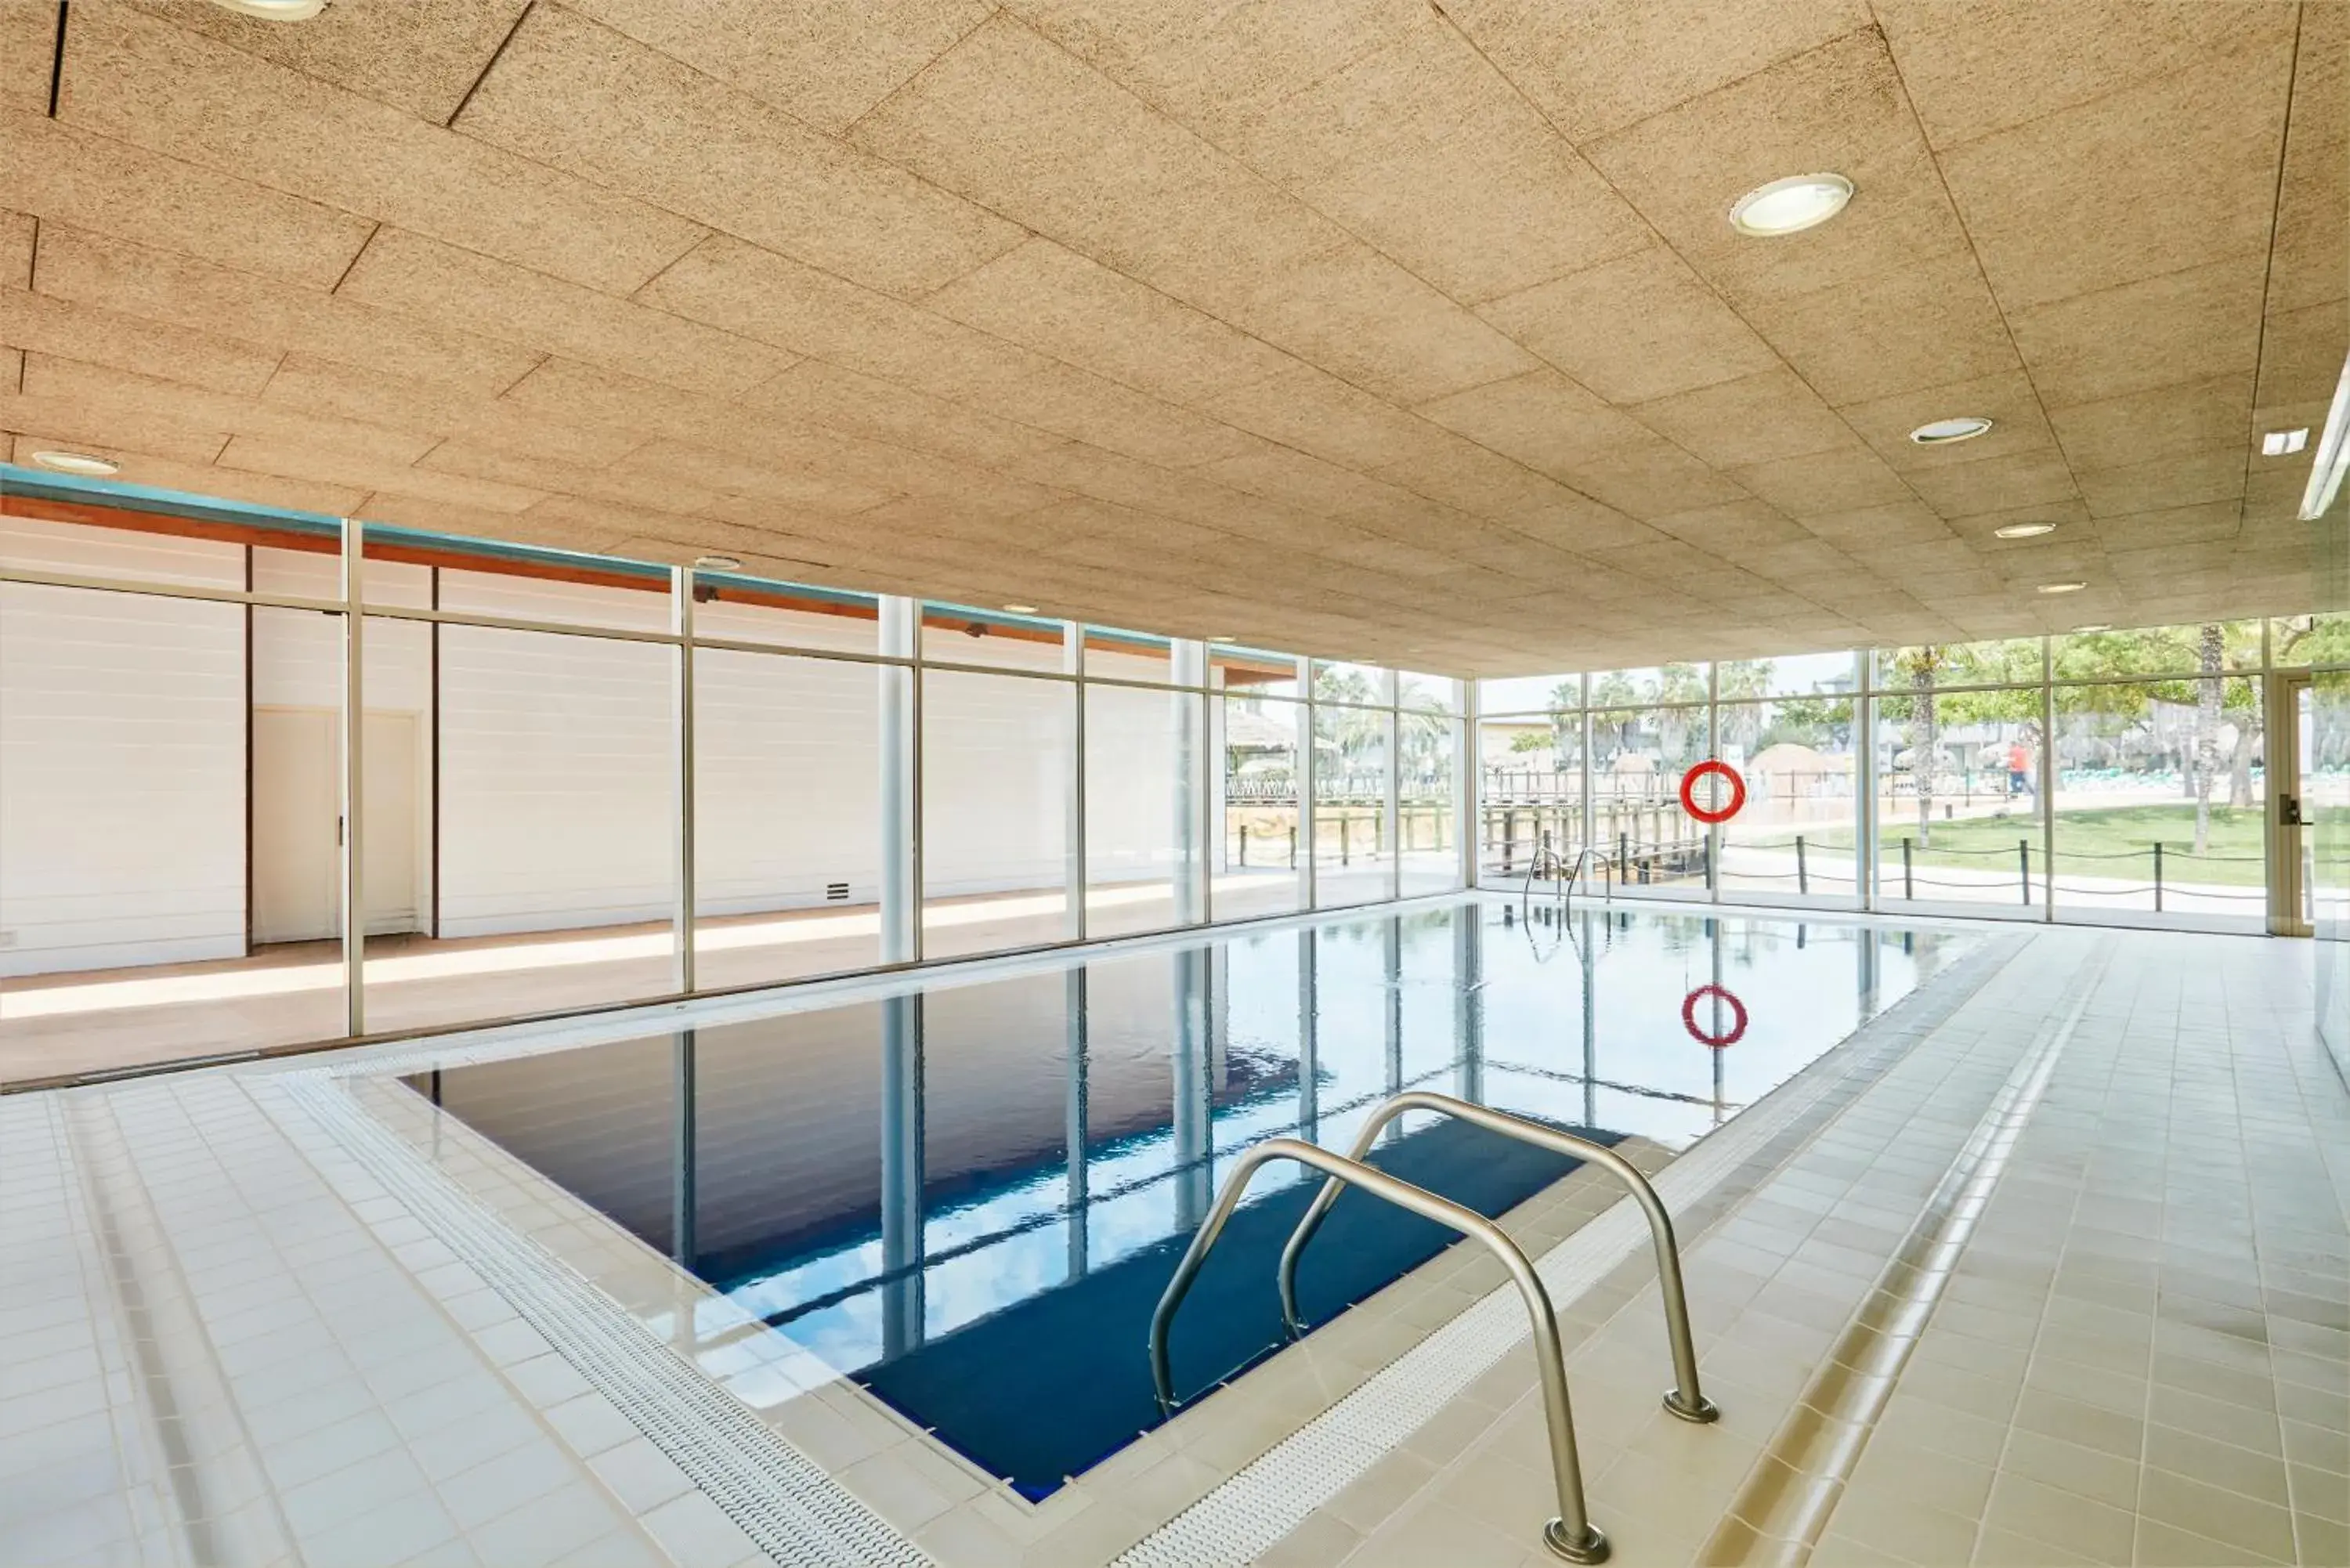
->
[400, 899, 1972, 1497]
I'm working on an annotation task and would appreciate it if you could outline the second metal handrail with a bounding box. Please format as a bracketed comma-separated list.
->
[1278, 1092, 1718, 1427]
[1564, 845, 1611, 905]
[1147, 1136, 1612, 1563]
[1521, 833, 1611, 919]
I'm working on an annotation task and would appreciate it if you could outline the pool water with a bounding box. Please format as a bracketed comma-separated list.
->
[406, 899, 1969, 1495]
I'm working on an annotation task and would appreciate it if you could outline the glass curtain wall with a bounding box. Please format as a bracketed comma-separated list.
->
[1311, 662, 1394, 909]
[1397, 674, 1463, 898]
[1217, 681, 1305, 921]
[1872, 638, 2048, 915]
[1478, 627, 2302, 932]
[1589, 666, 1710, 894]
[1712, 695, 1861, 906]
[1477, 674, 1582, 883]
[920, 667, 1078, 959]
[1591, 710, 1710, 892]
[692, 648, 883, 988]
[2305, 471, 2350, 1081]
[1082, 681, 1203, 941]
[0, 469, 1460, 1087]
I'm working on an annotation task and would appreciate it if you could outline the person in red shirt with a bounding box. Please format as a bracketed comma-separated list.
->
[2007, 737, 2033, 798]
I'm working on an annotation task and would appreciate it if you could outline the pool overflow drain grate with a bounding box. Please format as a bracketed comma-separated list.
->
[275, 1075, 933, 1568]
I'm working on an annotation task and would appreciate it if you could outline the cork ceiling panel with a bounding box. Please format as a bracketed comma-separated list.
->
[1437, 0, 1871, 145]
[926, 237, 1295, 409]
[1936, 18, 2300, 311]
[2, 0, 2342, 674]
[2, 107, 376, 287]
[1838, 370, 2059, 474]
[1871, 1, 2284, 149]
[126, 0, 532, 123]
[335, 227, 793, 399]
[1580, 31, 1972, 309]
[1, 4, 60, 115]
[2005, 256, 2271, 411]
[562, 0, 991, 137]
[0, 283, 281, 396]
[0, 211, 34, 290]
[1476, 245, 1783, 406]
[1170, 12, 1653, 305]
[450, 3, 1025, 300]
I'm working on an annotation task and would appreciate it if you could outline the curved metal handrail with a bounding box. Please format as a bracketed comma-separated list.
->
[1278, 1093, 1718, 1427]
[1564, 846, 1612, 905]
[1520, 829, 1567, 917]
[1147, 1136, 1611, 1564]
[1521, 835, 1611, 921]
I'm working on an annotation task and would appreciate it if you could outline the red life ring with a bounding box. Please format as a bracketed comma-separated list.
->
[1679, 760, 1746, 825]
[1682, 985, 1748, 1047]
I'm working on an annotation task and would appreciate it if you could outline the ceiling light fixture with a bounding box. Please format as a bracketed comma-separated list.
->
[1728, 173, 1853, 237]
[2261, 428, 2309, 457]
[29, 450, 121, 476]
[1993, 521, 2057, 540]
[2300, 349, 2350, 520]
[693, 555, 739, 571]
[206, 0, 327, 19]
[2072, 623, 2112, 634]
[1910, 416, 1995, 445]
[2037, 581, 2088, 595]
[1001, 603, 1039, 615]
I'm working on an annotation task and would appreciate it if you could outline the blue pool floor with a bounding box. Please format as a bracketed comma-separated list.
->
[858, 1114, 1618, 1497]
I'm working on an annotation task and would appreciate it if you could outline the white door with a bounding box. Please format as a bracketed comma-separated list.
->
[363, 711, 419, 934]
[253, 706, 338, 943]
[2269, 674, 2314, 938]
[251, 707, 421, 943]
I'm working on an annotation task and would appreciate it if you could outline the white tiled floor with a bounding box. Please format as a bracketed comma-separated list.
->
[2, 919, 2344, 1568]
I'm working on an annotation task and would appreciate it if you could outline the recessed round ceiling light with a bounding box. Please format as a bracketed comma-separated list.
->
[692, 555, 740, 571]
[1994, 521, 2058, 540]
[1728, 173, 1854, 237]
[29, 450, 121, 476]
[1001, 603, 1039, 615]
[2037, 581, 2088, 595]
[206, 0, 327, 19]
[1910, 416, 1995, 445]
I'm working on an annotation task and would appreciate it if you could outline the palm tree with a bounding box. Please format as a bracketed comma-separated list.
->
[1895, 648, 1944, 847]
[2192, 623, 2223, 854]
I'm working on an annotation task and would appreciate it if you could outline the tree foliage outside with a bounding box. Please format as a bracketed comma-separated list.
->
[1884, 623, 2261, 853]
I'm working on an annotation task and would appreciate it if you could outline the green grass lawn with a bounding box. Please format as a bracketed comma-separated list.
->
[1753, 804, 2267, 887]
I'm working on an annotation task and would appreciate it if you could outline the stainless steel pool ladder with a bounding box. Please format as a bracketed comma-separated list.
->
[1523, 833, 1610, 917]
[1279, 1093, 1717, 1430]
[1568, 845, 1611, 903]
[1147, 1136, 1615, 1563]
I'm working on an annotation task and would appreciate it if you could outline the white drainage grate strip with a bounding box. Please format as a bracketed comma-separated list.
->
[276, 1075, 932, 1568]
[1116, 936, 2024, 1568]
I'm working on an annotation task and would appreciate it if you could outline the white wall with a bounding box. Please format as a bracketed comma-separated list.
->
[1084, 685, 1190, 883]
[921, 669, 1076, 900]
[697, 592, 873, 654]
[437, 622, 677, 939]
[2, 526, 1226, 970]
[439, 567, 667, 630]
[0, 520, 245, 976]
[694, 649, 881, 915]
